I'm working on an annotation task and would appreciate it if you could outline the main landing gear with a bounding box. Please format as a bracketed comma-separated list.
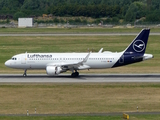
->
[23, 69, 27, 77]
[71, 71, 79, 77]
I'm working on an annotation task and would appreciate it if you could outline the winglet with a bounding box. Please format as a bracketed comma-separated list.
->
[98, 48, 103, 53]
[83, 52, 91, 63]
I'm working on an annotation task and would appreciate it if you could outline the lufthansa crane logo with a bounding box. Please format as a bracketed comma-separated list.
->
[133, 40, 145, 52]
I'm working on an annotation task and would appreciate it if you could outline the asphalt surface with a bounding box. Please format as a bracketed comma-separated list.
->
[0, 111, 160, 116]
[0, 74, 160, 83]
[0, 33, 160, 36]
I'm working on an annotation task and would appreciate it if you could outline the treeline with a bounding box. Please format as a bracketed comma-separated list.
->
[48, 5, 121, 18]
[0, 0, 160, 22]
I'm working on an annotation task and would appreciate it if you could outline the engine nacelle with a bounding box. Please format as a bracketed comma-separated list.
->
[46, 66, 62, 76]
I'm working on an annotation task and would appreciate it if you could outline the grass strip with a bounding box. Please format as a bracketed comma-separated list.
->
[0, 83, 160, 114]
[0, 114, 160, 120]
[0, 28, 160, 33]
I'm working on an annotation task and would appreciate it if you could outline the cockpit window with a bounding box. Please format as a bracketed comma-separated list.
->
[11, 58, 17, 60]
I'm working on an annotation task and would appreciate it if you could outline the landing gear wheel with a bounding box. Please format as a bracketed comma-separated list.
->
[23, 73, 27, 77]
[71, 73, 75, 77]
[71, 72, 79, 77]
[75, 72, 79, 76]
[23, 69, 27, 77]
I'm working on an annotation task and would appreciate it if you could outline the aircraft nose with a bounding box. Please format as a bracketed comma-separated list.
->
[5, 60, 10, 67]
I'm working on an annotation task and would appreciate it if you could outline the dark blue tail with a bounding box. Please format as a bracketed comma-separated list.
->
[112, 28, 150, 68]
[124, 28, 150, 55]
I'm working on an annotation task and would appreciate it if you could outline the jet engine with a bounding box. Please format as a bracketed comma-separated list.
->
[46, 66, 62, 76]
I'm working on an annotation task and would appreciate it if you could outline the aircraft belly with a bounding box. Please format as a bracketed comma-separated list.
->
[30, 64, 46, 69]
[87, 61, 115, 69]
[26, 61, 46, 69]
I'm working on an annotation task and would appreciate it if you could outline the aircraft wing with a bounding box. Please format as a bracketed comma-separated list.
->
[47, 52, 91, 70]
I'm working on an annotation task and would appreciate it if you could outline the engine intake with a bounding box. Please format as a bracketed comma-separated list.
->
[46, 66, 62, 76]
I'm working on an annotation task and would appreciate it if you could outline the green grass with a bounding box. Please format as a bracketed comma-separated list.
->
[0, 83, 160, 114]
[0, 27, 160, 33]
[0, 114, 160, 120]
[130, 114, 160, 120]
[0, 83, 160, 119]
[0, 116, 122, 120]
[0, 83, 160, 120]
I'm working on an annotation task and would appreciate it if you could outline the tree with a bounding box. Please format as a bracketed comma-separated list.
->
[125, 3, 138, 22]
[0, 0, 158, 23]
[147, 0, 151, 10]
[18, 0, 25, 5]
[125, 2, 147, 22]
[112, 17, 119, 23]
[13, 11, 26, 20]
[146, 11, 160, 22]
[150, 0, 160, 10]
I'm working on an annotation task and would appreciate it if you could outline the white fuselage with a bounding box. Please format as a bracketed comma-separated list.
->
[5, 52, 123, 70]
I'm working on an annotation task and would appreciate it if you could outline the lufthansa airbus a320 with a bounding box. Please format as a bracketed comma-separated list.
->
[5, 29, 153, 77]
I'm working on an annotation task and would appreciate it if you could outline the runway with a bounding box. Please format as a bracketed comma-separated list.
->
[1, 111, 160, 116]
[0, 74, 160, 83]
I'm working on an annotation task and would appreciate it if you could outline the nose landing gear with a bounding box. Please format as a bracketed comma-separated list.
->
[23, 69, 27, 77]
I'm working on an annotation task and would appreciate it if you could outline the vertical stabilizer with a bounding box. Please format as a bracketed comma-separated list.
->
[112, 28, 151, 68]
[124, 28, 150, 55]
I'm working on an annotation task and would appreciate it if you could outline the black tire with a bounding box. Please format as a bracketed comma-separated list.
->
[71, 72, 79, 77]
[75, 72, 79, 77]
[71, 73, 75, 77]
